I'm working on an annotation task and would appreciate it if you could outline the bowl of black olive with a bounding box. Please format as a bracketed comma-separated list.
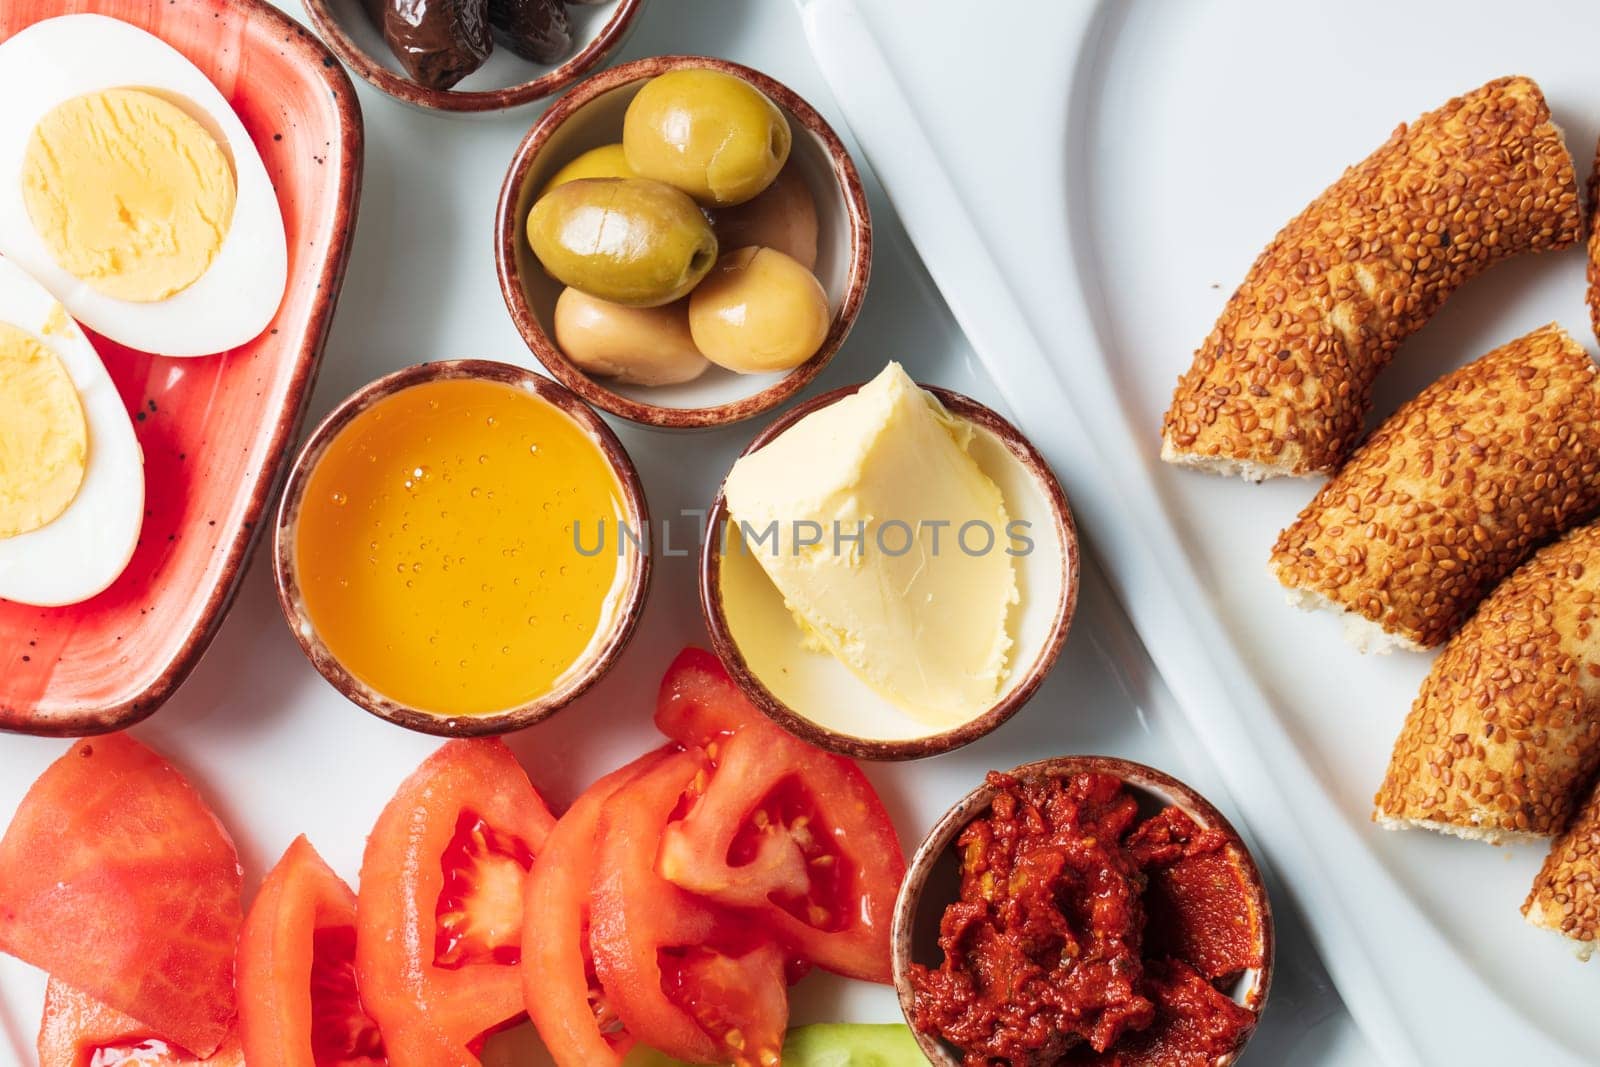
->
[303, 0, 647, 112]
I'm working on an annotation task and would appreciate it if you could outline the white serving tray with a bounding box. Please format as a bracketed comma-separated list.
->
[819, 0, 1600, 1063]
[0, 1, 1366, 1064]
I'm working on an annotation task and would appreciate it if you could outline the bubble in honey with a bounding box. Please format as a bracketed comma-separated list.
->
[294, 377, 625, 717]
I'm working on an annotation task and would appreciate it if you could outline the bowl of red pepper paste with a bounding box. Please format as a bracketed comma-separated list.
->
[892, 756, 1273, 1066]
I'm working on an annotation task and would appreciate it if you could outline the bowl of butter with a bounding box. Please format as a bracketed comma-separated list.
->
[700, 362, 1079, 759]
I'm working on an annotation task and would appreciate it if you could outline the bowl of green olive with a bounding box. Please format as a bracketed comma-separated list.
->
[495, 55, 872, 429]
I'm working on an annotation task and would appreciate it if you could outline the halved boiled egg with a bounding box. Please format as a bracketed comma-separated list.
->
[0, 14, 287, 358]
[0, 256, 143, 606]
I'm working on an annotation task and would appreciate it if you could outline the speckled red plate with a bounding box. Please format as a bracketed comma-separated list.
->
[0, 0, 362, 736]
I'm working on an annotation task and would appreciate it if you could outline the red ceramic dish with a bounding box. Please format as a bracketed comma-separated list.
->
[0, 0, 363, 736]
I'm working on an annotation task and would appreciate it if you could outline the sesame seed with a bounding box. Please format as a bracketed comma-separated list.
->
[1273, 324, 1600, 649]
[1162, 76, 1581, 477]
[1527, 777, 1600, 945]
[1376, 522, 1600, 851]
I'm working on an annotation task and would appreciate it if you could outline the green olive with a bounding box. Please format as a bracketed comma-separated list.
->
[689, 246, 830, 373]
[539, 143, 637, 199]
[553, 288, 709, 387]
[712, 166, 818, 269]
[526, 178, 718, 307]
[623, 69, 792, 207]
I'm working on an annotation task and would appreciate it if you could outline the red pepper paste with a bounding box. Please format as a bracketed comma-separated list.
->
[1066, 959, 1261, 1067]
[1128, 808, 1260, 982]
[910, 772, 1262, 1066]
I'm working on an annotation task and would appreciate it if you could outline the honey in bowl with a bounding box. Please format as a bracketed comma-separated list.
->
[294, 377, 627, 717]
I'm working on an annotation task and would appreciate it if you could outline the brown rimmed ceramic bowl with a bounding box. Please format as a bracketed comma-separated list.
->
[496, 55, 872, 430]
[302, 0, 646, 113]
[893, 756, 1275, 1066]
[700, 381, 1078, 760]
[273, 360, 651, 737]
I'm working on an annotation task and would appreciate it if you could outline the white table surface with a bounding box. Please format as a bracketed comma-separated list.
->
[0, 0, 1379, 1063]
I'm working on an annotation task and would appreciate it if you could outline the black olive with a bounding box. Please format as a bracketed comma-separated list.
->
[372, 0, 492, 90]
[487, 0, 572, 64]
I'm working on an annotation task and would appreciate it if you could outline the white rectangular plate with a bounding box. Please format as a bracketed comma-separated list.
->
[849, 0, 1600, 1062]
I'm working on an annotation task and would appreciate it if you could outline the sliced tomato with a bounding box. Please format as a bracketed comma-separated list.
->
[590, 749, 789, 1067]
[38, 979, 244, 1066]
[238, 835, 386, 1066]
[355, 739, 556, 1066]
[654, 649, 907, 983]
[522, 748, 672, 1067]
[0, 734, 242, 1056]
[654, 646, 756, 744]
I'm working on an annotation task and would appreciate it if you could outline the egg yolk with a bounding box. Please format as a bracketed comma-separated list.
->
[294, 378, 628, 718]
[0, 321, 87, 539]
[22, 88, 236, 303]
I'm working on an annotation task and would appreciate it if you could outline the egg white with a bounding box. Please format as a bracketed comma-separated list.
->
[0, 14, 288, 358]
[0, 256, 144, 607]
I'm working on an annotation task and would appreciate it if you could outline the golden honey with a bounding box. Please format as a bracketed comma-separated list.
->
[295, 378, 625, 716]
